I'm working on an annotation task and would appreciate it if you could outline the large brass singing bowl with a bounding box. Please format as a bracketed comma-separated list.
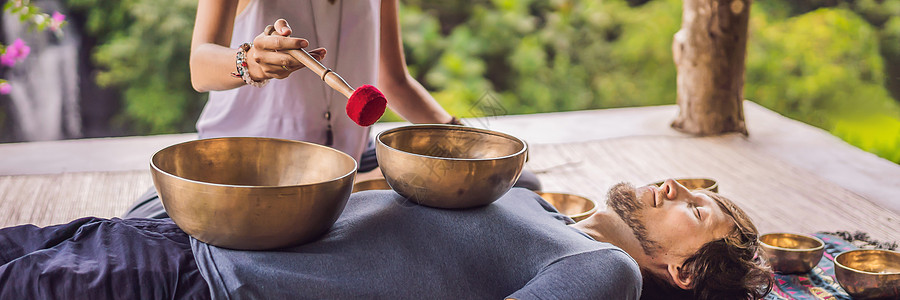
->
[834, 249, 900, 299]
[376, 125, 527, 209]
[151, 137, 357, 250]
[759, 233, 825, 274]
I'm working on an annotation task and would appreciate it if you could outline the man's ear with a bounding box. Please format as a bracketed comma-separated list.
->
[666, 264, 693, 290]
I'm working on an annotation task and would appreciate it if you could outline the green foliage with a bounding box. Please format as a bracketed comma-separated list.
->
[747, 8, 892, 124]
[832, 114, 900, 163]
[880, 16, 900, 102]
[60, 0, 900, 163]
[745, 8, 900, 162]
[398, 0, 684, 121]
[64, 0, 129, 39]
[755, 0, 900, 103]
[396, 0, 900, 163]
[66, 0, 202, 134]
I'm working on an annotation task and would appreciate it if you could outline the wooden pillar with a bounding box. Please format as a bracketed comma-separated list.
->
[671, 0, 751, 136]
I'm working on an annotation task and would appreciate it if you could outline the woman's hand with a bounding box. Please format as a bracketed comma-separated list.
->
[246, 19, 327, 81]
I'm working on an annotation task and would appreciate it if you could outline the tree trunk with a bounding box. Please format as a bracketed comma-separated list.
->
[671, 0, 750, 136]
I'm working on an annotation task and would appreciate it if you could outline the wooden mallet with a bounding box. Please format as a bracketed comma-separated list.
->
[265, 27, 387, 127]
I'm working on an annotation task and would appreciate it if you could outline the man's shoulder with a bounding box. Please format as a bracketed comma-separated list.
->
[565, 248, 642, 292]
[555, 247, 640, 273]
[511, 248, 643, 299]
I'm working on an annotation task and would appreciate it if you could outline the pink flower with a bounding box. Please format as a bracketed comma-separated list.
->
[50, 12, 65, 31]
[0, 82, 11, 95]
[1, 39, 30, 67]
[52, 12, 65, 23]
[6, 39, 29, 59]
[0, 55, 14, 67]
[11, 39, 30, 60]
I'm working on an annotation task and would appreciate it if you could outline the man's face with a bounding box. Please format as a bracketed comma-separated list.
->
[607, 179, 734, 264]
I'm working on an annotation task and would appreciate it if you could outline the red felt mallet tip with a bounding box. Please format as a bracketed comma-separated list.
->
[346, 84, 387, 127]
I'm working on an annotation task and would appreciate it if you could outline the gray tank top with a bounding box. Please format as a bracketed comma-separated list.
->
[196, 0, 380, 161]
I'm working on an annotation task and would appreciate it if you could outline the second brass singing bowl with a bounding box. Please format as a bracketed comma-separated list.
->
[652, 178, 718, 193]
[537, 192, 598, 222]
[352, 178, 391, 193]
[151, 137, 357, 250]
[834, 249, 900, 299]
[376, 125, 527, 209]
[759, 233, 826, 274]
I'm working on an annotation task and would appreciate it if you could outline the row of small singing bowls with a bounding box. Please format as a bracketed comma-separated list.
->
[536, 192, 598, 222]
[376, 125, 527, 209]
[759, 233, 826, 274]
[151, 137, 357, 250]
[834, 249, 900, 299]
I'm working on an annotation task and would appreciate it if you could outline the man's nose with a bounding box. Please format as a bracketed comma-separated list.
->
[662, 179, 690, 201]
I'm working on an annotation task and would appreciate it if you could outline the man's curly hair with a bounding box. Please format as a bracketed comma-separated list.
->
[640, 191, 773, 300]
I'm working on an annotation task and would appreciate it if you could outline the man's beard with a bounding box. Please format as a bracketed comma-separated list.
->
[607, 182, 661, 256]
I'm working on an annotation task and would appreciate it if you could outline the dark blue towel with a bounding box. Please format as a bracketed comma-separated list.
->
[0, 217, 209, 299]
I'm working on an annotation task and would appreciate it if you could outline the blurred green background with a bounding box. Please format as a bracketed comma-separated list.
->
[54, 0, 900, 163]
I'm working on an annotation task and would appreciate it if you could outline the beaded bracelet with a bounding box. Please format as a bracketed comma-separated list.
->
[230, 43, 270, 88]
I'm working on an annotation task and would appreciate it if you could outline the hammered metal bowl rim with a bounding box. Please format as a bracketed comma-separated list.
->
[150, 137, 358, 189]
[759, 232, 826, 252]
[376, 124, 527, 162]
[536, 191, 599, 221]
[834, 249, 900, 276]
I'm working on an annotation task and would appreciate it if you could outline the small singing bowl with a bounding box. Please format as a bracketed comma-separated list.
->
[759, 233, 826, 274]
[834, 249, 900, 299]
[652, 178, 718, 193]
[352, 178, 391, 193]
[537, 192, 598, 222]
[376, 125, 527, 209]
[151, 137, 357, 250]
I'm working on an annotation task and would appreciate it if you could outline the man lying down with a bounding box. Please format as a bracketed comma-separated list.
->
[0, 179, 771, 299]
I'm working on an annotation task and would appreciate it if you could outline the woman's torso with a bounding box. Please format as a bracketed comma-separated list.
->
[196, 0, 381, 161]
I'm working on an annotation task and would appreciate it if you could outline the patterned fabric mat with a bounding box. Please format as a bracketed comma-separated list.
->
[764, 232, 898, 300]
